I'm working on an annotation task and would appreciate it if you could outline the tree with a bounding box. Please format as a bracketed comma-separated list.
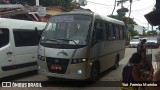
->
[116, 0, 140, 19]
[116, 7, 129, 17]
[147, 31, 157, 35]
[108, 15, 137, 25]
[9, 0, 73, 9]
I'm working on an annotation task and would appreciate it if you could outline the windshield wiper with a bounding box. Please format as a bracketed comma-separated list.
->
[42, 38, 61, 44]
[56, 38, 79, 46]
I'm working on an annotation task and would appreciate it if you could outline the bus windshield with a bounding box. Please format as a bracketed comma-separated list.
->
[41, 15, 92, 45]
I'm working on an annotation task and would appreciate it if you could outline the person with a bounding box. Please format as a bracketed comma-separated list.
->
[146, 69, 160, 90]
[137, 39, 154, 80]
[122, 52, 142, 83]
[121, 52, 152, 90]
[137, 39, 147, 62]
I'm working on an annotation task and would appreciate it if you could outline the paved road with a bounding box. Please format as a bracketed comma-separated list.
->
[0, 48, 160, 90]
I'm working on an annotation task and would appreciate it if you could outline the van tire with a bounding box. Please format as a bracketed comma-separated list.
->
[90, 63, 99, 81]
[112, 56, 119, 70]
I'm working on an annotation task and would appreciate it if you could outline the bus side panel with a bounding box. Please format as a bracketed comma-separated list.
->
[90, 40, 125, 73]
[90, 41, 114, 72]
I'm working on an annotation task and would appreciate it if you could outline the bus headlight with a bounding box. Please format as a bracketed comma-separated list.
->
[77, 70, 82, 74]
[38, 55, 45, 61]
[71, 58, 87, 64]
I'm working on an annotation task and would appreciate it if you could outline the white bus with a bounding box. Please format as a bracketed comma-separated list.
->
[37, 10, 126, 80]
[0, 18, 46, 78]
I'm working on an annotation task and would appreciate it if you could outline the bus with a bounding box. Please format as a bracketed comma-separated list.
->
[37, 9, 126, 80]
[0, 18, 46, 78]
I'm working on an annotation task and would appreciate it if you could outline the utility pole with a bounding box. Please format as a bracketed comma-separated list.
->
[121, 0, 123, 8]
[36, 0, 39, 6]
[147, 23, 149, 30]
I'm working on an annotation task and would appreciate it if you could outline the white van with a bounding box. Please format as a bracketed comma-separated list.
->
[0, 18, 46, 78]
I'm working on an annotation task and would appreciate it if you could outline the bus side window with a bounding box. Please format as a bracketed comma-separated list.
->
[115, 25, 120, 40]
[0, 28, 9, 48]
[108, 24, 114, 40]
[105, 23, 109, 40]
[112, 24, 116, 40]
[119, 26, 124, 39]
[94, 20, 103, 40]
[123, 26, 126, 39]
[91, 20, 103, 45]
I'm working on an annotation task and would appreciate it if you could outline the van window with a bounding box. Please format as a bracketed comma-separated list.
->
[13, 29, 42, 47]
[0, 28, 9, 48]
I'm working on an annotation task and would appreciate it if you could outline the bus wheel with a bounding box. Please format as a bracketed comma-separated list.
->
[112, 56, 119, 70]
[90, 64, 99, 81]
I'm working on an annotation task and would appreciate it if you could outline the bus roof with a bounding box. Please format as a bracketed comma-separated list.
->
[94, 13, 125, 25]
[0, 18, 46, 30]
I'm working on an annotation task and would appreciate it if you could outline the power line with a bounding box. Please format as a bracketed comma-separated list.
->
[130, 14, 148, 25]
[131, 5, 154, 12]
[87, 1, 114, 6]
[131, 12, 145, 16]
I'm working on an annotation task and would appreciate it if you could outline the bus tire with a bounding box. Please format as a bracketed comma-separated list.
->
[90, 63, 99, 81]
[112, 56, 119, 70]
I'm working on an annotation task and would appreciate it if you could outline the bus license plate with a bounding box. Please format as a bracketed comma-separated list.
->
[51, 65, 62, 70]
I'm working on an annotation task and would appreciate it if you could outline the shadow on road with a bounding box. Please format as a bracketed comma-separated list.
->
[43, 66, 121, 87]
[0, 65, 123, 87]
[0, 70, 38, 81]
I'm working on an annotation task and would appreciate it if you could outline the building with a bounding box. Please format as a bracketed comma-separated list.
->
[145, 0, 160, 26]
[0, 4, 71, 22]
[134, 25, 144, 35]
[0, 4, 40, 21]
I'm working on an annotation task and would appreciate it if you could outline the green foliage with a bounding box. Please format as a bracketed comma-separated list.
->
[9, 0, 72, 9]
[128, 25, 138, 36]
[147, 31, 157, 35]
[108, 15, 124, 21]
[116, 7, 129, 17]
[108, 15, 137, 25]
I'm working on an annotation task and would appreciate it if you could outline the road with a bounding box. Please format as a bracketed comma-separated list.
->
[0, 47, 159, 90]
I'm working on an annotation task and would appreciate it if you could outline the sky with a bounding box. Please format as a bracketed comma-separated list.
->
[81, 0, 157, 30]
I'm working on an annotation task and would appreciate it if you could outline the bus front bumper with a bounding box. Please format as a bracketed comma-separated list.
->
[38, 66, 89, 80]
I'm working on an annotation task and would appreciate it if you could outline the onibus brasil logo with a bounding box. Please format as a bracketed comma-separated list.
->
[2, 82, 42, 87]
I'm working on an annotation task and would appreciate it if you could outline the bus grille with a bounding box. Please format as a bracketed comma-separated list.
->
[46, 57, 70, 74]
